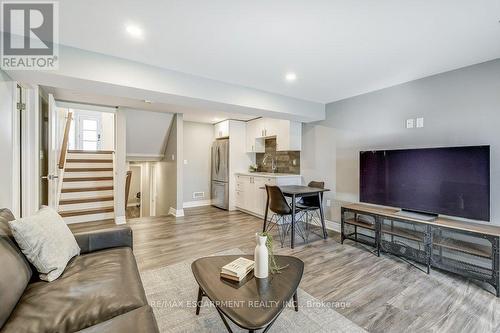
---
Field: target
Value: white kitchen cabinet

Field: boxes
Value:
[245,120,265,153]
[245,118,301,151]
[214,120,229,138]
[253,176,276,216]
[235,173,301,217]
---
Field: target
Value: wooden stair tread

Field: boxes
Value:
[66,159,113,163]
[61,186,113,193]
[59,196,114,205]
[63,177,113,182]
[68,150,114,154]
[65,168,113,172]
[59,207,114,217]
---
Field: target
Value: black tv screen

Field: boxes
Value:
[359,146,490,221]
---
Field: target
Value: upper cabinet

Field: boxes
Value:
[245,118,302,152]
[245,120,265,153]
[214,120,229,138]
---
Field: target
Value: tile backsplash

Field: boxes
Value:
[255,138,300,174]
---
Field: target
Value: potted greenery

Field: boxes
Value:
[258,231,288,274]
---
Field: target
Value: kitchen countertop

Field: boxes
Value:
[235,172,301,178]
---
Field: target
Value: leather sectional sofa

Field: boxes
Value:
[0,208,159,333]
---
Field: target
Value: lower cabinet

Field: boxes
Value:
[235,174,300,217]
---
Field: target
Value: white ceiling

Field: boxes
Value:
[44,86,257,124]
[57,0,500,104]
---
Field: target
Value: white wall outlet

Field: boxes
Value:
[406,118,415,129]
[326,199,331,207]
[416,117,424,128]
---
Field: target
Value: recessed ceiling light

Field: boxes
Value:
[212,117,221,122]
[126,24,143,38]
[285,72,297,82]
[143,99,152,104]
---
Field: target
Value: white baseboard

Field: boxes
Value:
[115,215,127,225]
[183,199,211,208]
[169,207,185,217]
[325,219,341,232]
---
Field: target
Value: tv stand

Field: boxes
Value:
[341,203,500,297]
[395,209,438,221]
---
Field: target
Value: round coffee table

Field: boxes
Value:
[191,255,304,332]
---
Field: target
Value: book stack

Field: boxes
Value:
[220,257,255,282]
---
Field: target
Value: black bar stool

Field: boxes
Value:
[296,181,327,241]
[262,185,306,247]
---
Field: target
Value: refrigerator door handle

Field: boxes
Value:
[216,146,220,174]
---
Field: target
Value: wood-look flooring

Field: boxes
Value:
[69,206,500,333]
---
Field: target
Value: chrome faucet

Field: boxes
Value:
[262,153,277,173]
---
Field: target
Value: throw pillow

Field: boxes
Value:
[8,207,80,282]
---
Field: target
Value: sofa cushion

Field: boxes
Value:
[0,208,32,329]
[8,206,81,281]
[1,247,148,333]
[76,306,159,333]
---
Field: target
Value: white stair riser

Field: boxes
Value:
[62,171,113,178]
[65,162,113,169]
[62,180,113,189]
[67,153,113,160]
[58,201,114,212]
[63,212,115,224]
[60,190,114,200]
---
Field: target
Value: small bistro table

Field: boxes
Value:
[263,185,330,249]
[191,255,304,333]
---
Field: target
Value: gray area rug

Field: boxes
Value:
[140,249,366,333]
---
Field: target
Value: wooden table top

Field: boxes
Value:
[191,255,304,330]
[343,203,500,237]
[279,185,330,196]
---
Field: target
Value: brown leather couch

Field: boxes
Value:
[0,208,159,333]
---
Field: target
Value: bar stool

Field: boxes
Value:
[262,185,306,247]
[296,181,327,241]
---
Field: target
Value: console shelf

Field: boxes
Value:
[381,226,424,242]
[433,239,491,259]
[341,203,500,297]
[344,218,375,230]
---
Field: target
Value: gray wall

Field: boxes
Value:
[183,121,213,203]
[302,59,500,225]
[0,71,15,214]
[156,115,178,215]
[155,114,184,215]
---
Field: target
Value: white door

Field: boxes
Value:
[77,115,102,151]
[46,94,60,209]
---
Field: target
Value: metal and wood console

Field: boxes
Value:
[341,203,500,296]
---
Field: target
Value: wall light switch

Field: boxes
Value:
[406,118,415,129]
[184,159,188,165]
[326,199,331,207]
[416,117,424,128]
[171,154,175,161]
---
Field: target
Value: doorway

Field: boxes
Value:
[127,164,142,219]
[39,95,49,206]
[76,114,102,151]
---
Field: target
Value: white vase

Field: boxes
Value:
[254,233,269,278]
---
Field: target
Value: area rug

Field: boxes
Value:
[140,249,366,333]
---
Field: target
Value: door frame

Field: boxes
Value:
[12,83,40,217]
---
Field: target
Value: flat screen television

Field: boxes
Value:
[359,146,490,221]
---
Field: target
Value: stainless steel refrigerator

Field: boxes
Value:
[211,138,229,209]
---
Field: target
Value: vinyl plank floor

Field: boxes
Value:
[69,206,500,333]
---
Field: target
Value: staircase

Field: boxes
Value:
[58,150,115,224]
